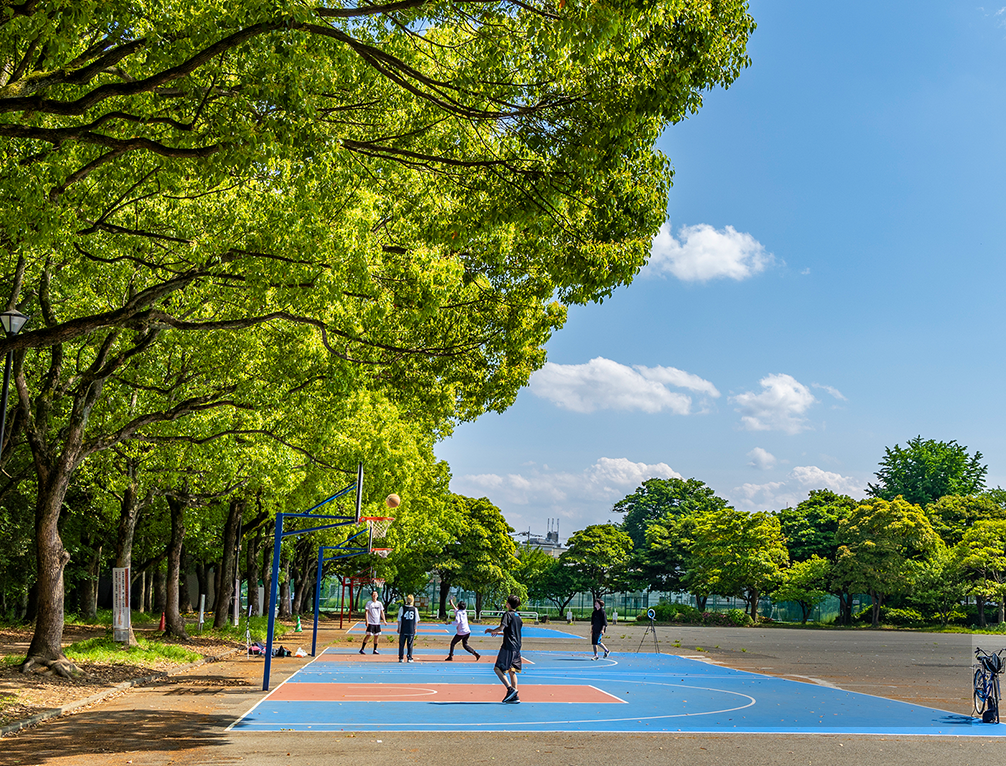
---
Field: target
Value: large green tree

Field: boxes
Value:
[834,497,939,628]
[776,489,859,562]
[685,508,787,621]
[867,436,987,507]
[563,524,633,599]
[0,0,756,673]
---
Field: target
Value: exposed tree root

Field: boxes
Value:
[19,655,85,679]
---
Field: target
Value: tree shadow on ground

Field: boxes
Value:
[2,708,235,764]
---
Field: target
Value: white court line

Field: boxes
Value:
[225,648,330,732]
[231,677,756,731]
[587,684,629,704]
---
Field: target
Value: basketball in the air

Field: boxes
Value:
[386,494,401,508]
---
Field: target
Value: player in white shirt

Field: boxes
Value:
[444,598,480,661]
[359,590,386,655]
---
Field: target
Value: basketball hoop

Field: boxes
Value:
[361,516,394,539]
[371,548,392,559]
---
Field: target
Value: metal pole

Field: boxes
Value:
[0,350,12,460]
[263,514,283,691]
[354,462,363,521]
[312,546,324,656]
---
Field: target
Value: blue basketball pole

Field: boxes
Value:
[263,513,284,691]
[311,545,325,656]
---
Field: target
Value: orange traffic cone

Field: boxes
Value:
[158,612,166,631]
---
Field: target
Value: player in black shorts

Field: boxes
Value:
[590,598,610,659]
[485,594,523,703]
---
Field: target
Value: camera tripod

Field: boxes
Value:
[636,608,660,654]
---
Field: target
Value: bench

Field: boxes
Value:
[478,610,539,624]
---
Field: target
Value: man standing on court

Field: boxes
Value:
[485,594,523,703]
[397,595,419,662]
[359,590,386,655]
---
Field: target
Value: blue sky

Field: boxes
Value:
[435,2,1006,538]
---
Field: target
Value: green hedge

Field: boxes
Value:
[636,603,752,627]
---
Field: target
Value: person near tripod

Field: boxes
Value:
[591,599,610,660]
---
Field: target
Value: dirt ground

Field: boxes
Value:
[0,623,243,728]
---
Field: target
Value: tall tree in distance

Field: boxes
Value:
[867,436,987,507]
[563,524,633,600]
[777,490,859,563]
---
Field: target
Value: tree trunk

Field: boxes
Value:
[837,590,853,626]
[694,594,707,612]
[247,527,262,617]
[115,477,142,645]
[800,603,811,624]
[163,497,189,639]
[153,562,166,615]
[178,545,193,613]
[213,498,244,628]
[438,578,450,620]
[21,469,78,677]
[870,591,882,628]
[746,587,760,621]
[978,595,987,628]
[475,591,483,618]
[80,543,101,621]
[279,559,292,619]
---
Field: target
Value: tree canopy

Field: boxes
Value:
[0,0,757,670]
[867,436,987,507]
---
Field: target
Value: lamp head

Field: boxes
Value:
[0,310,28,337]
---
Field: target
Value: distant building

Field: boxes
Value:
[515,518,567,557]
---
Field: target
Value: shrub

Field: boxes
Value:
[726,608,754,627]
[635,603,752,627]
[882,607,924,627]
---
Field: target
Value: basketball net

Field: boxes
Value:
[362,516,394,540]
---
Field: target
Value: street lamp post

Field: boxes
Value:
[0,309,29,460]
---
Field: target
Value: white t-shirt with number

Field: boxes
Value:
[365,600,384,625]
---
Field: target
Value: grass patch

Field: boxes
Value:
[64,637,201,665]
[1,654,25,666]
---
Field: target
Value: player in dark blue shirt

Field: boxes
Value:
[397,594,420,663]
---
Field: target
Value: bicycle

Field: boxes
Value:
[973,647,1005,723]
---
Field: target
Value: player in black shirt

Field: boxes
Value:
[485,594,523,703]
[590,599,610,660]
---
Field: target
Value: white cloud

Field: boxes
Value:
[529,357,718,414]
[731,374,817,434]
[747,447,777,470]
[645,222,774,282]
[729,465,866,511]
[812,383,847,402]
[453,458,681,531]
[789,465,864,496]
[635,365,721,398]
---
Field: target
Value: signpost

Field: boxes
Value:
[112,567,130,643]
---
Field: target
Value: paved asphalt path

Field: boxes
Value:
[4,622,1004,766]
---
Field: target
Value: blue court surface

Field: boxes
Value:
[343,622,583,639]
[231,649,1004,735]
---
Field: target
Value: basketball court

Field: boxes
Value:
[230,648,1004,736]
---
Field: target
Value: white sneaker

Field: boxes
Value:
[603,649,610,658]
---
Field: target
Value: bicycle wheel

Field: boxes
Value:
[975,667,991,714]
